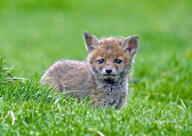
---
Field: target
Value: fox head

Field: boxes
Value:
[83,32,139,82]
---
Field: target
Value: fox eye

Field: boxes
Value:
[115,59,122,64]
[97,59,104,64]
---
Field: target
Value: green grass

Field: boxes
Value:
[0,0,192,135]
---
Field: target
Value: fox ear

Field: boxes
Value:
[83,31,99,52]
[121,35,139,57]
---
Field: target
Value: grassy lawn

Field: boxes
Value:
[0,0,192,135]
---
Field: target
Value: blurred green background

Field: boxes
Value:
[0,0,191,77]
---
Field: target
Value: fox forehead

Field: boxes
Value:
[88,38,130,63]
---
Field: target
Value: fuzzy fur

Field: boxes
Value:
[41,32,139,109]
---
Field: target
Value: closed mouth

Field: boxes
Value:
[103,74,116,77]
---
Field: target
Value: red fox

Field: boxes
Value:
[41,32,139,109]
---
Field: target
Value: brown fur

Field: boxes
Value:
[41,32,139,109]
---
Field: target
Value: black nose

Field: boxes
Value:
[105,68,112,74]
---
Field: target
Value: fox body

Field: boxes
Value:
[41,32,139,109]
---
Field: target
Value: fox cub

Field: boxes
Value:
[41,32,139,109]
